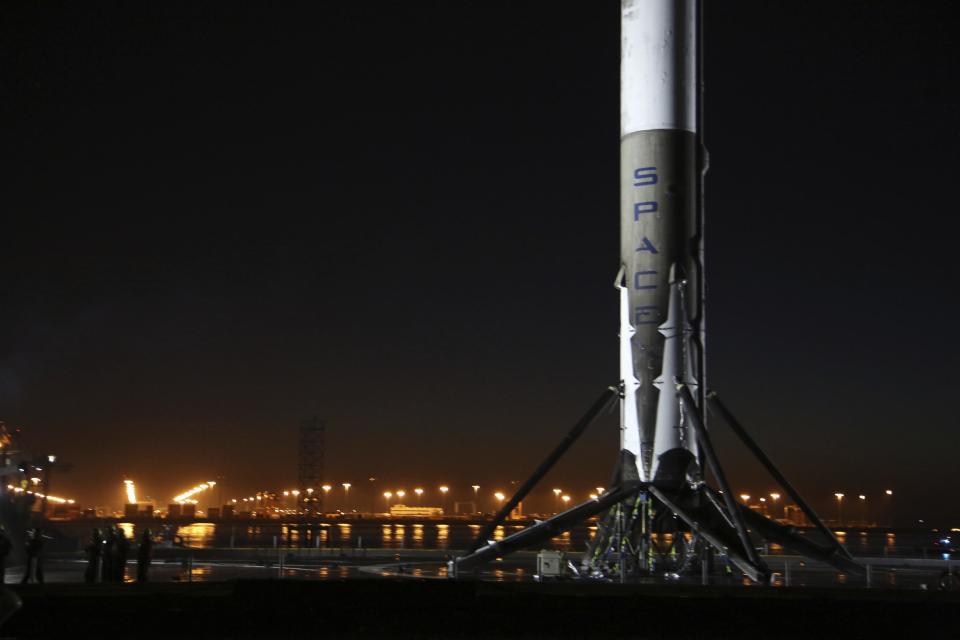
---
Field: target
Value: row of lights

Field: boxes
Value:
[219,484,617,508]
[383,486,449,501]
[173,481,216,504]
[6,484,75,504]
[737,489,893,504]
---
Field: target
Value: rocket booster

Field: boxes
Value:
[619,0,703,484]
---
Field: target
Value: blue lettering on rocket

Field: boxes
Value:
[634,306,659,325]
[633,167,657,186]
[634,270,658,289]
[635,237,659,254]
[633,202,658,219]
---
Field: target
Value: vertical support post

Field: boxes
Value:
[866,564,872,588]
[618,504,627,584]
[640,493,650,572]
[784,560,791,587]
[701,547,709,585]
[299,418,326,515]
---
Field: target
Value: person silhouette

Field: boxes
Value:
[115,527,130,582]
[19,528,45,584]
[84,528,102,583]
[137,529,154,582]
[0,525,12,584]
[101,525,116,582]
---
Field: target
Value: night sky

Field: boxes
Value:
[1,1,957,521]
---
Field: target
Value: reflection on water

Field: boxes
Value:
[118,522,136,539]
[63,522,936,561]
[551,530,572,551]
[177,523,216,548]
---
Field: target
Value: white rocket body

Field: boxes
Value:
[619,0,702,486]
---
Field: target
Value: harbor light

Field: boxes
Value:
[124,479,137,504]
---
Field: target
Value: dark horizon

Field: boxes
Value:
[1,1,958,522]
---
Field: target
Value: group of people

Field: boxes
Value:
[0,524,156,584]
[0,526,51,584]
[85,526,154,583]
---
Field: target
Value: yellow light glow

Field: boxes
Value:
[740,494,750,502]
[552,488,561,497]
[561,495,571,504]
[494,492,505,502]
[22,489,74,504]
[172,481,217,504]
[124,479,137,504]
[770,493,780,501]
[439,486,449,494]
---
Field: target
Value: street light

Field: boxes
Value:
[770,493,781,519]
[342,483,352,511]
[858,494,867,526]
[439,486,449,513]
[494,492,505,511]
[414,488,424,504]
[383,491,393,513]
[472,485,480,513]
[561,495,571,509]
[835,493,845,526]
[553,488,562,514]
[740,494,750,504]
[396,489,406,502]
[322,484,332,511]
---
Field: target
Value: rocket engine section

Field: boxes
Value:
[619,0,703,487]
